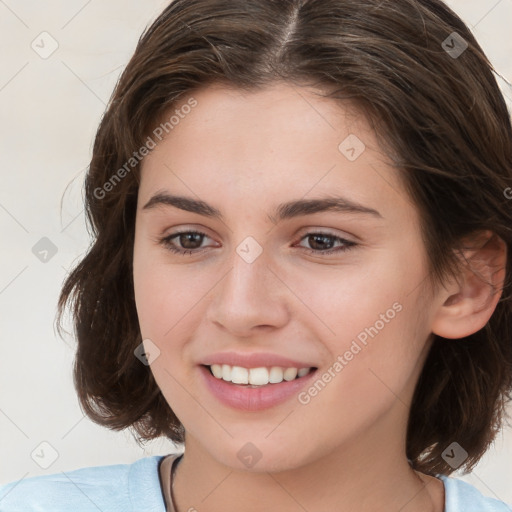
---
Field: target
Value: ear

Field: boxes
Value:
[430,230,508,339]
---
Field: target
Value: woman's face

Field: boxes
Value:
[133,82,441,472]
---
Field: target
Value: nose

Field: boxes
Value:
[205,243,290,337]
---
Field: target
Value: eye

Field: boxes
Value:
[294,231,357,256]
[158,229,214,256]
[158,229,357,257]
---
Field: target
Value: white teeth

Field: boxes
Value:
[221,364,231,381]
[249,367,269,386]
[231,366,249,384]
[283,367,298,381]
[208,364,313,385]
[210,364,223,379]
[297,368,310,377]
[269,366,283,383]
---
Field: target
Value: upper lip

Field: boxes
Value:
[200,352,318,369]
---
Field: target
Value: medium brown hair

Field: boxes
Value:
[56,0,512,476]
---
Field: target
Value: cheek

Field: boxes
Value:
[292,302,427,452]
[133,254,202,417]
[132,252,215,399]
[282,254,410,344]
[288,255,429,404]
[133,243,205,340]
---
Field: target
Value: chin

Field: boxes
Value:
[204,437,312,474]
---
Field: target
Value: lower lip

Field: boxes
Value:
[199,365,318,411]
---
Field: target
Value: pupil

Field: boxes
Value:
[309,234,332,250]
[181,233,202,249]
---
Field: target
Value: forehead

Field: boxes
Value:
[138,82,410,224]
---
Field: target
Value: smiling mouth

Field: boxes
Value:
[202,364,317,387]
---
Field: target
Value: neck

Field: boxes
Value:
[171,414,443,512]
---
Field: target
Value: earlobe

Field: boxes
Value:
[431,231,507,340]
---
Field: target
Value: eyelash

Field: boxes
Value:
[158,229,357,257]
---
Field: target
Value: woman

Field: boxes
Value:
[1,0,511,510]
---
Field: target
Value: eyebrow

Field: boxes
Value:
[142,191,383,222]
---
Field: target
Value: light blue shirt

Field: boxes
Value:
[0,455,511,511]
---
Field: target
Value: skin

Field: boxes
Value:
[132,82,506,512]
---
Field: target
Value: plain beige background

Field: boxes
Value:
[0,0,511,504]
